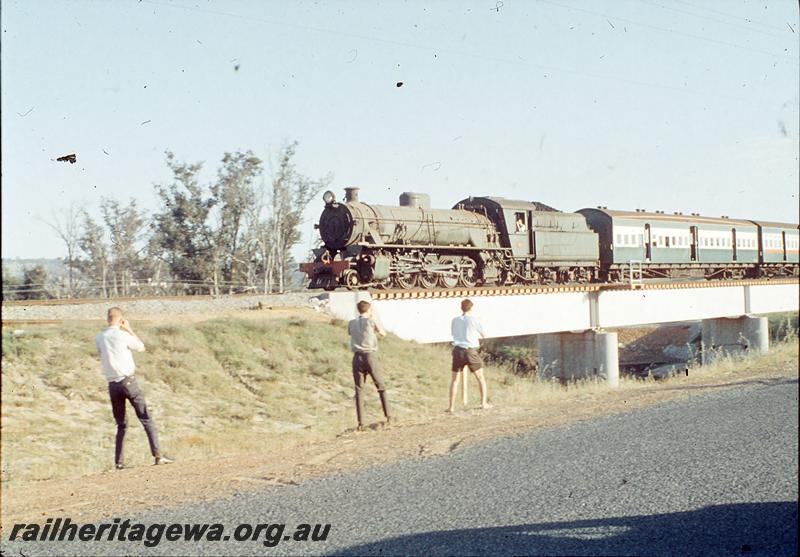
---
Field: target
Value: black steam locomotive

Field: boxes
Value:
[299,188,799,290]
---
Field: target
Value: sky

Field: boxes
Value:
[2,0,798,262]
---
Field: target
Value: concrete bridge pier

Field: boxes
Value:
[537,331,620,388]
[701,316,769,365]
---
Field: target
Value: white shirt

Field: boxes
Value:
[95,326,145,382]
[451,314,484,349]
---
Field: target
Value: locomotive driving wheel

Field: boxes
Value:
[395,273,418,289]
[438,257,459,289]
[418,255,439,289]
[418,273,438,289]
[458,258,479,288]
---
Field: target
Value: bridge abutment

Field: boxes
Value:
[701,316,769,364]
[537,331,620,388]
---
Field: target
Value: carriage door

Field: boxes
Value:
[644,224,652,261]
[690,226,698,261]
[782,231,787,261]
[731,228,737,261]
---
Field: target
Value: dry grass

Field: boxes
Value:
[1,311,797,486]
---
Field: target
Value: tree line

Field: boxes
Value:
[3,143,330,300]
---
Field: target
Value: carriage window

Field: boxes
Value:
[624,234,630,245]
[638,234,644,246]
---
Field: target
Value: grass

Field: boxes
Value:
[1,312,797,485]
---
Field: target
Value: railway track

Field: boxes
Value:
[369,278,799,300]
[3,278,796,306]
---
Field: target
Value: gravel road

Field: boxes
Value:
[3,377,797,556]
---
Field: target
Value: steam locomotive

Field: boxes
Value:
[299,188,799,290]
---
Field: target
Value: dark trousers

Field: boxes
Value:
[108,376,160,465]
[352,352,390,426]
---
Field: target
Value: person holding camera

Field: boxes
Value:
[348,300,392,430]
[95,307,172,469]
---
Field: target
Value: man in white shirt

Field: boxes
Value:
[96,307,172,469]
[448,299,492,412]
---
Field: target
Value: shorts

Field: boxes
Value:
[451,347,484,372]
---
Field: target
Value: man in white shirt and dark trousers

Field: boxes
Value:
[96,307,172,469]
[448,299,492,412]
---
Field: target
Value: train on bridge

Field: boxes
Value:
[299,188,799,290]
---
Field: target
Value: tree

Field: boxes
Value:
[101,198,147,297]
[77,212,110,298]
[41,203,82,298]
[210,150,262,293]
[1,265,24,301]
[151,151,216,294]
[21,265,50,300]
[265,142,331,292]
[150,144,330,295]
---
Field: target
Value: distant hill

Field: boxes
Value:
[2,258,66,278]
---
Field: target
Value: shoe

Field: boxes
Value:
[115,463,125,470]
[154,455,174,465]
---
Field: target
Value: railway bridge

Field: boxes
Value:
[326,279,799,386]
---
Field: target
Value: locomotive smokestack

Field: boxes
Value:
[344,187,360,203]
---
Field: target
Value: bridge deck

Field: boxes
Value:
[328,279,799,344]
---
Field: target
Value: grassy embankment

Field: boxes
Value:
[1,311,797,485]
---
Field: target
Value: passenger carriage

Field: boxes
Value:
[577,208,760,280]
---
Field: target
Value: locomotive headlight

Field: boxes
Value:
[323,190,336,205]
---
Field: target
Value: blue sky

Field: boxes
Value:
[2,0,798,261]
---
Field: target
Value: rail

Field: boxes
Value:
[2,278,796,307]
